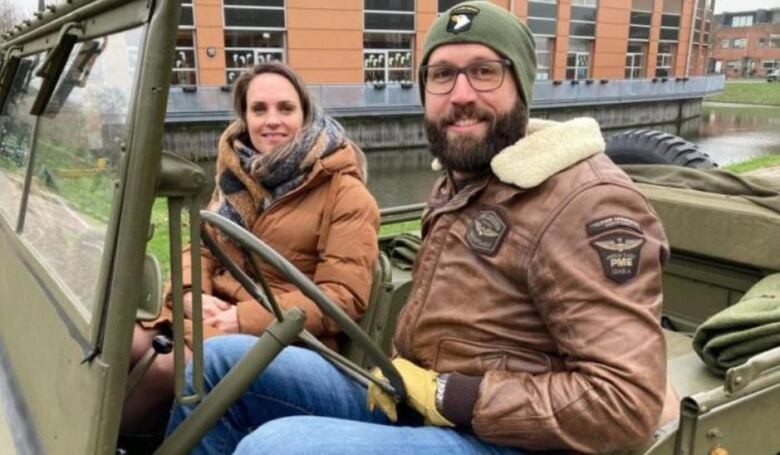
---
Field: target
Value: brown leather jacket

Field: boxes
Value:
[393,118,676,453]
[145,141,379,349]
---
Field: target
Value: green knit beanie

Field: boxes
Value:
[419,1,536,107]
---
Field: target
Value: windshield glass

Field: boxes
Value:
[10,27,142,319]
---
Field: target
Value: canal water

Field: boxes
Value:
[365,102,780,208]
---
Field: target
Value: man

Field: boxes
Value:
[167,2,677,453]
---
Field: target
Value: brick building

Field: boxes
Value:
[710,8,780,79]
[172,0,714,87]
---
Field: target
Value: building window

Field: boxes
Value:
[758,37,767,47]
[770,35,780,48]
[629,10,651,41]
[731,15,753,27]
[660,14,680,42]
[534,36,554,80]
[720,39,730,48]
[725,60,739,74]
[625,42,645,79]
[566,38,592,80]
[655,42,675,77]
[437,0,468,12]
[570,3,597,38]
[528,1,558,36]
[363,33,413,85]
[732,38,747,49]
[762,60,777,70]
[364,1,414,85]
[529,0,557,80]
[223,0,285,84]
[365,0,414,32]
[571,0,597,6]
[172,2,197,86]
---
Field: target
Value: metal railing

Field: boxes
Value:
[165,74,725,123]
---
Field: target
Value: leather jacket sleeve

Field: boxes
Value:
[470,183,669,453]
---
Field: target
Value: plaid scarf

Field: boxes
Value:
[209,106,346,231]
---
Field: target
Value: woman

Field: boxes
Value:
[123,62,380,432]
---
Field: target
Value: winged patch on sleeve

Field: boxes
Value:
[590,232,645,283]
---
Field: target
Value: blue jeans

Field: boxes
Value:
[167,335,525,455]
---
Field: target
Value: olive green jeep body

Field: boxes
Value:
[1,1,779,454]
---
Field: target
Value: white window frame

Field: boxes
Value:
[534,36,554,81]
[363,48,414,85]
[566,52,591,80]
[625,43,645,79]
[732,15,753,27]
[732,38,747,49]
[223,2,286,83]
[172,2,197,86]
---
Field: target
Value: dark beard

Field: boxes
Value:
[424,99,528,173]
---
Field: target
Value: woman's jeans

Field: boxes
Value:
[167,334,525,455]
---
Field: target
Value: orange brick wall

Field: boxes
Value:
[287,0,363,83]
[593,0,630,79]
[193,0,225,85]
[191,0,707,86]
[675,0,695,77]
[552,0,572,81]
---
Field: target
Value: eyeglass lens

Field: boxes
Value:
[423,60,507,94]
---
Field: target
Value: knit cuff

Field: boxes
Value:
[440,372,482,427]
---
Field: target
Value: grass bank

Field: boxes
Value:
[706,81,780,106]
[723,154,780,174]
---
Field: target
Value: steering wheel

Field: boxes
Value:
[199,210,406,401]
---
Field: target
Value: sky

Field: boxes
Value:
[714,0,780,13]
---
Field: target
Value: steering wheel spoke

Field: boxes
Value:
[199,211,406,402]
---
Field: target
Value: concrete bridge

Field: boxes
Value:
[164,75,725,160]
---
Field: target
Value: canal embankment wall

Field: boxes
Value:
[164,75,724,161]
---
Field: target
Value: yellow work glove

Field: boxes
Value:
[366,358,455,427]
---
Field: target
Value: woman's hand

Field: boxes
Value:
[183,292,231,320]
[204,306,239,334]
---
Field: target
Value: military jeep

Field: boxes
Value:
[1,1,779,454]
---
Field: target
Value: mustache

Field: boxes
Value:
[438,104,495,126]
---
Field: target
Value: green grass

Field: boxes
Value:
[379,220,421,236]
[706,81,780,106]
[147,199,191,278]
[724,154,780,174]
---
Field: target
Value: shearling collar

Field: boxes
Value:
[431,117,605,189]
[491,117,604,189]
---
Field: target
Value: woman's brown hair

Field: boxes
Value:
[230,61,315,139]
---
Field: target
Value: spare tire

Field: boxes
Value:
[605,129,718,169]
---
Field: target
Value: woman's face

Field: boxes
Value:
[245,73,305,154]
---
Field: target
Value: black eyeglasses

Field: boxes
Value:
[419,59,511,95]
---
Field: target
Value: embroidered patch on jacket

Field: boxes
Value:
[466,209,507,256]
[590,233,645,283]
[585,216,642,237]
[447,5,480,34]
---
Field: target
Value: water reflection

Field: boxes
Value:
[365,147,439,208]
[365,103,780,207]
[688,103,780,166]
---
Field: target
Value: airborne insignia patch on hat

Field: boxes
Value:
[466,209,507,256]
[447,5,480,34]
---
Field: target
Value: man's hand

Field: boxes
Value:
[204,306,239,334]
[183,292,231,319]
[366,358,454,427]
